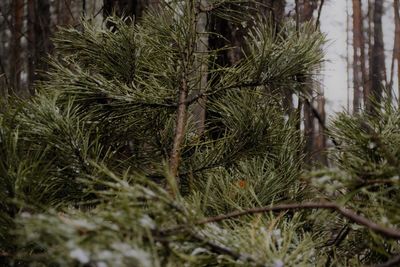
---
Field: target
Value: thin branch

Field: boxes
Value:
[315,0,325,30]
[195,202,400,240]
[64,0,76,24]
[304,98,339,147]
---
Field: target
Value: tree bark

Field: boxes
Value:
[192,0,209,136]
[299,0,318,164]
[10,0,23,94]
[352,0,367,114]
[27,0,36,93]
[390,0,400,101]
[0,0,10,98]
[34,0,52,79]
[368,0,386,112]
[168,1,196,192]
[169,77,189,185]
[316,94,327,165]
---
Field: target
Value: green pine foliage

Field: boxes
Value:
[1,1,399,266]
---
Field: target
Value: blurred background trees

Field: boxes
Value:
[0,0,330,166]
[0,0,399,164]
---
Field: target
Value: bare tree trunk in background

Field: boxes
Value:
[193,0,209,136]
[390,0,400,101]
[316,94,327,165]
[299,0,318,165]
[10,0,23,94]
[365,0,373,108]
[34,0,51,82]
[346,0,351,112]
[27,0,36,93]
[368,0,386,112]
[82,0,86,17]
[352,0,367,114]
[0,0,10,98]
[57,0,74,26]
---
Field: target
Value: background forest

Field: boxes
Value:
[1,0,400,266]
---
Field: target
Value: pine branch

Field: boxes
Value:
[193,202,400,240]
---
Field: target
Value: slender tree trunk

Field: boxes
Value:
[346,0,351,112]
[58,0,73,26]
[316,93,327,165]
[365,0,373,108]
[352,0,367,114]
[0,0,10,98]
[192,0,209,136]
[391,0,400,101]
[169,77,189,185]
[34,0,51,79]
[368,0,386,112]
[10,0,24,94]
[168,1,196,192]
[27,0,36,93]
[300,0,318,164]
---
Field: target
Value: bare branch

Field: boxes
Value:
[315,0,325,30]
[196,202,400,240]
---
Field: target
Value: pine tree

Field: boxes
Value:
[3,1,375,266]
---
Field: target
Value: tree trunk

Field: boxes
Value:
[168,1,196,193]
[10,0,24,94]
[368,0,386,112]
[346,0,351,112]
[57,0,73,26]
[299,0,318,164]
[315,94,327,165]
[0,0,10,98]
[27,0,36,93]
[169,77,189,188]
[192,0,209,136]
[34,0,52,79]
[352,0,367,114]
[391,0,400,101]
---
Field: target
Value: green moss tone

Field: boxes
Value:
[2,1,400,266]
